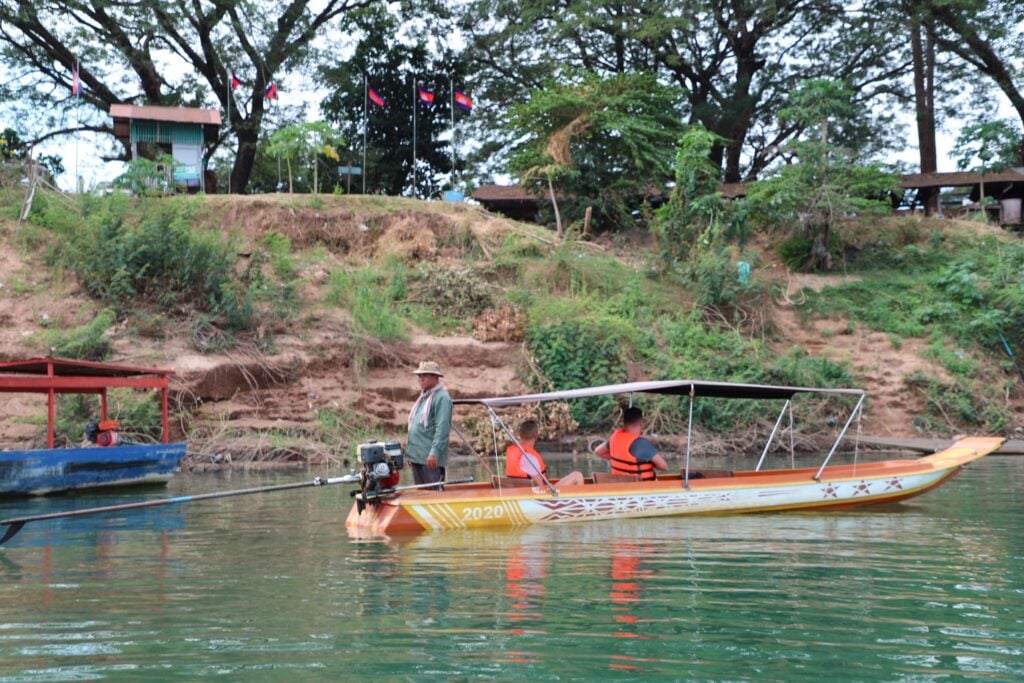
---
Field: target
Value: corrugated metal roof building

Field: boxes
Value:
[109,104,222,193]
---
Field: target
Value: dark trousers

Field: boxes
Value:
[411,463,445,488]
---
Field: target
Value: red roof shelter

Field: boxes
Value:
[0,357,174,448]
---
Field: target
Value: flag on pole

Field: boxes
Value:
[417,86,435,107]
[71,67,81,96]
[368,86,385,108]
[454,90,473,112]
[231,73,241,91]
[265,81,278,100]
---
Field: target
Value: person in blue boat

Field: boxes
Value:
[406,360,453,488]
[594,406,669,480]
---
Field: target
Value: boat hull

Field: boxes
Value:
[346,437,1004,535]
[0,443,187,496]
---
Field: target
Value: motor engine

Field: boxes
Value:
[85,420,121,447]
[355,440,404,501]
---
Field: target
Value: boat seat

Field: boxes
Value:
[685,468,734,479]
[591,472,639,483]
[492,475,532,488]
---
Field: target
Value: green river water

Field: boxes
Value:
[0,455,1021,681]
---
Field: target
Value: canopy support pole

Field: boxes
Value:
[789,403,795,468]
[755,400,790,471]
[161,386,169,443]
[814,394,866,481]
[684,385,695,489]
[451,421,495,478]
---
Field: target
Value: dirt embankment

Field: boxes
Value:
[0,196,534,463]
[0,196,1018,465]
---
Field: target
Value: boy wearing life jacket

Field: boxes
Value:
[594,406,669,480]
[506,420,584,491]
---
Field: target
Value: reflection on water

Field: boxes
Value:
[0,458,1022,680]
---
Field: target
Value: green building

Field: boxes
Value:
[110,104,221,192]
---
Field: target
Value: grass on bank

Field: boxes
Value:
[13,188,1021,439]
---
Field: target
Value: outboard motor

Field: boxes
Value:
[355,440,404,506]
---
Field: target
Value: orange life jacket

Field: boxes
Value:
[608,429,656,480]
[505,443,547,479]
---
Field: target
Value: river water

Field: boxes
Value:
[0,455,1021,681]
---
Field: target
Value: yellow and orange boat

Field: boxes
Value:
[345,380,1004,536]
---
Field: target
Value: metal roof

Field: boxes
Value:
[453,380,864,407]
[108,104,222,126]
[0,357,173,379]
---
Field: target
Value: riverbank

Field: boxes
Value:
[1,191,1021,465]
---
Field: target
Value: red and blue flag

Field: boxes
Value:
[454,90,473,112]
[265,81,278,100]
[71,67,80,96]
[231,73,241,91]
[368,86,385,108]
[418,86,434,106]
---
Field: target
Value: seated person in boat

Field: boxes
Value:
[594,407,668,480]
[506,420,585,491]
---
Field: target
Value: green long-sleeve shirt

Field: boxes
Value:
[406,386,453,467]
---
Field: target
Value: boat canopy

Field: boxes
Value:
[453,380,864,407]
[0,356,175,447]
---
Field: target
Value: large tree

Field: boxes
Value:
[0,0,372,192]
[507,72,685,233]
[920,0,1024,164]
[459,0,910,183]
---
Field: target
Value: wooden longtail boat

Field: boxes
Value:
[346,380,1003,535]
[0,357,186,496]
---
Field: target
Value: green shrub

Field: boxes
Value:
[47,198,249,326]
[326,266,406,341]
[44,308,116,360]
[907,371,1008,435]
[525,319,627,428]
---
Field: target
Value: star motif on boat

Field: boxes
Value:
[883,478,903,491]
[821,484,839,498]
[852,481,871,496]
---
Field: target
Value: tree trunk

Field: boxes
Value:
[230,126,259,194]
[286,157,293,194]
[911,11,939,215]
[547,174,563,238]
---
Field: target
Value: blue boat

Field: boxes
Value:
[0,357,186,496]
[0,442,186,496]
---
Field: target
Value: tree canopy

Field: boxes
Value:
[0,0,1021,195]
[0,0,371,191]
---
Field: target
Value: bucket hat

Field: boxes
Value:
[412,360,444,376]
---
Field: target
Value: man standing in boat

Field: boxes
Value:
[407,361,453,488]
[594,406,669,480]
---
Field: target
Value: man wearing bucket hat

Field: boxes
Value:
[406,360,453,487]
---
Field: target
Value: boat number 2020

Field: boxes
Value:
[461,505,505,522]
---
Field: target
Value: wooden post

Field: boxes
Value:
[161,386,169,443]
[583,206,592,236]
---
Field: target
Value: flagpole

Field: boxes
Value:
[75,57,80,193]
[225,72,231,193]
[366,72,370,194]
[449,75,456,192]
[412,76,417,199]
